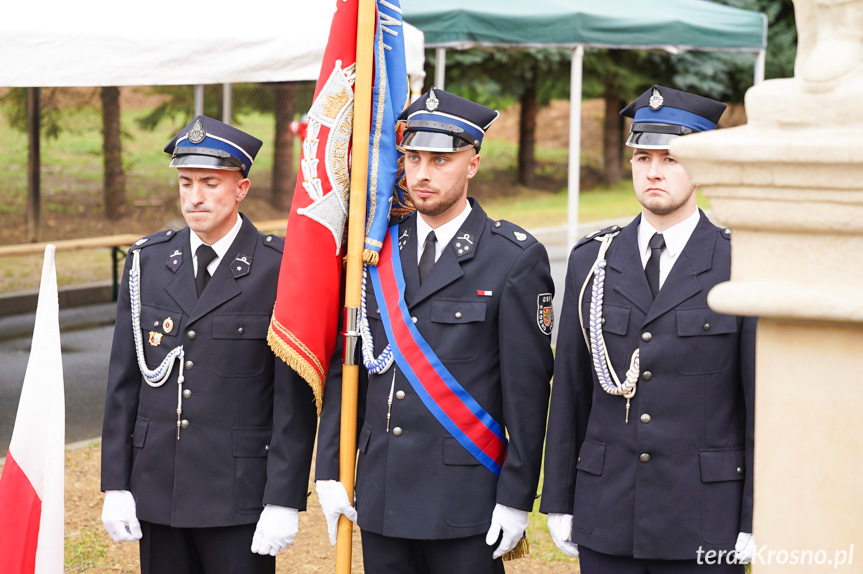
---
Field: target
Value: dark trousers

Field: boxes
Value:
[139,520,274,574]
[361,530,506,574]
[579,545,745,574]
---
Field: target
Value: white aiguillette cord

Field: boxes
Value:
[130,249,186,439]
[577,233,640,423]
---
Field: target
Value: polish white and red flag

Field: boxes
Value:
[0,245,65,574]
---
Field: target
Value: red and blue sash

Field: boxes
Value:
[369,225,507,475]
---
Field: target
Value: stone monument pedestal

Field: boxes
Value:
[672,58,863,572]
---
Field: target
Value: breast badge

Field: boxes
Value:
[148,331,163,347]
[162,317,174,334]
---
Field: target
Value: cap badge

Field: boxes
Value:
[188,119,206,144]
[425,88,440,112]
[648,88,664,111]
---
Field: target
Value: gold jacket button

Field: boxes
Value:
[396,390,406,400]
[392,427,403,437]
[185,360,194,370]
[703,323,711,332]
[180,420,190,429]
[182,389,192,399]
[642,371,652,381]
[639,453,650,463]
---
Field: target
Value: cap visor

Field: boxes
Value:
[399,131,475,152]
[169,155,243,171]
[625,131,679,149]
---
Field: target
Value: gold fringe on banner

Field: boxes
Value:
[268,317,325,416]
[502,536,530,562]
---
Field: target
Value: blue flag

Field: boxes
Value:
[363,0,409,265]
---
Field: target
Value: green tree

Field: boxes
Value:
[440,48,571,187]
[101,87,127,218]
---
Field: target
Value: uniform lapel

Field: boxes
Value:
[409,201,485,308]
[607,217,653,316]
[186,216,257,326]
[165,228,198,317]
[400,215,421,306]
[642,212,715,326]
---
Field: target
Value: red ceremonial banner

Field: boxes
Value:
[269,0,360,413]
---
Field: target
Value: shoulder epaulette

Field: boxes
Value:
[130,229,177,250]
[719,226,732,240]
[489,219,536,250]
[575,224,622,249]
[259,232,285,253]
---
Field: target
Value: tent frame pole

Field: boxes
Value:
[567,46,584,251]
[435,48,446,89]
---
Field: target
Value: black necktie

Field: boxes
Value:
[418,231,437,285]
[645,232,665,298]
[195,244,217,297]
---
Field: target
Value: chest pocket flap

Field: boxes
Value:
[581,303,630,336]
[214,313,270,339]
[140,305,181,339]
[430,300,486,324]
[676,308,737,337]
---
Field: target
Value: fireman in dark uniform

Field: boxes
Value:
[100,116,317,574]
[315,88,555,573]
[541,86,756,573]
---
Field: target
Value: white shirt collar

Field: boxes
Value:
[638,208,701,262]
[189,214,243,275]
[416,201,472,262]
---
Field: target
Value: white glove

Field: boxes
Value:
[735,532,755,564]
[315,480,357,546]
[485,503,529,559]
[101,490,143,542]
[250,504,299,556]
[547,513,580,557]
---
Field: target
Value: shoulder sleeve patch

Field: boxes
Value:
[261,233,285,253]
[489,219,536,249]
[575,224,621,249]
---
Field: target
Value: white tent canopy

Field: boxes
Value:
[0,0,426,86]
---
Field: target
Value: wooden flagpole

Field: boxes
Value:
[337,0,376,571]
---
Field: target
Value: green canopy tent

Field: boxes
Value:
[400,0,768,248]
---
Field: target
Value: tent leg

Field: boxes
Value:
[435,48,446,89]
[222,83,233,124]
[194,85,205,117]
[567,46,584,251]
[754,49,766,85]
